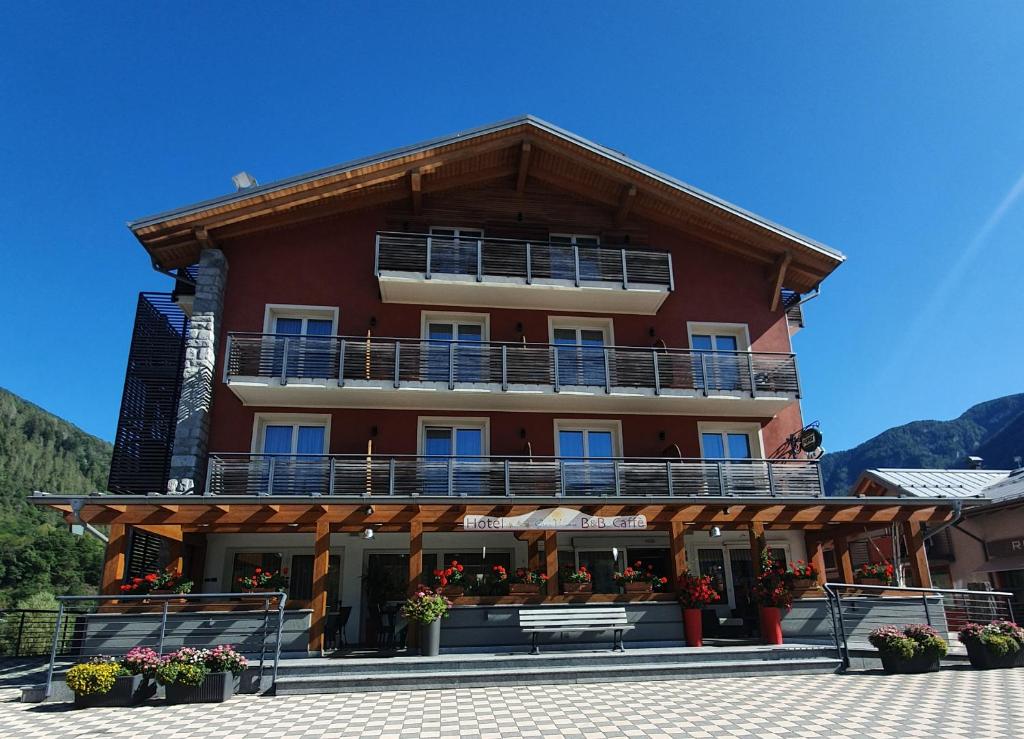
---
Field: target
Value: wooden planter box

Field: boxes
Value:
[440,586,464,597]
[165,671,236,704]
[509,583,540,595]
[879,651,941,674]
[964,640,1024,669]
[856,578,887,587]
[74,674,154,708]
[623,582,651,593]
[791,578,821,598]
[561,582,593,594]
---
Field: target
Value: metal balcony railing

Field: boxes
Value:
[205,454,824,498]
[225,334,800,398]
[374,231,674,289]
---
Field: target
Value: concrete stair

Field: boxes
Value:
[272,645,841,695]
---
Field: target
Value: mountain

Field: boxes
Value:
[0,388,110,607]
[821,393,1024,496]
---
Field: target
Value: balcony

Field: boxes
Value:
[205,454,824,499]
[224,334,800,416]
[374,232,673,314]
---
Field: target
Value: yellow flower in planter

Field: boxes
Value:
[66,662,123,696]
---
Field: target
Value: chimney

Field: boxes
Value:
[232,171,259,190]
[966,456,984,470]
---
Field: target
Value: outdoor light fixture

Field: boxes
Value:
[710,526,722,538]
[361,528,375,540]
[611,546,619,562]
[363,505,375,516]
[482,546,487,559]
[288,523,299,528]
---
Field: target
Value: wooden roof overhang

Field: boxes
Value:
[33,494,966,535]
[129,116,844,294]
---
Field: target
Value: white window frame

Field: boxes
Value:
[697,422,764,459]
[549,233,601,245]
[223,547,343,605]
[420,311,490,342]
[251,413,332,455]
[547,316,615,346]
[553,419,623,458]
[428,226,484,239]
[263,304,339,335]
[686,322,751,352]
[416,416,490,456]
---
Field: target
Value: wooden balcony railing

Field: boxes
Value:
[205,454,824,498]
[225,334,801,398]
[374,231,674,289]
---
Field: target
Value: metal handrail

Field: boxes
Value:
[205,453,823,499]
[225,333,800,397]
[375,230,674,289]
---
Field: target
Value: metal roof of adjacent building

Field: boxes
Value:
[856,468,1012,498]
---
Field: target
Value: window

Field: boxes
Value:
[555,421,620,496]
[577,550,619,594]
[290,554,341,604]
[437,551,512,591]
[253,415,330,495]
[422,314,487,383]
[263,305,338,379]
[698,424,761,459]
[687,323,750,392]
[697,548,727,599]
[231,552,283,590]
[429,227,483,275]
[549,233,600,280]
[552,325,609,387]
[627,547,672,583]
[419,419,488,495]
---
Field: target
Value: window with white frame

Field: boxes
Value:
[421,312,488,383]
[429,227,483,275]
[549,233,601,280]
[550,318,612,387]
[687,322,750,392]
[418,418,488,496]
[698,423,761,460]
[263,306,338,378]
[555,420,620,496]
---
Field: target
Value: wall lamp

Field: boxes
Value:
[710,526,722,538]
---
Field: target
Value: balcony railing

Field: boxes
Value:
[225,334,800,398]
[205,454,824,498]
[375,231,674,289]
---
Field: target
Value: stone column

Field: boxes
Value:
[167,248,228,494]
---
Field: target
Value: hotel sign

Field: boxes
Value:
[463,507,647,531]
[986,536,1024,559]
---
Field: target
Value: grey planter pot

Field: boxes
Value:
[964,639,1024,669]
[74,674,155,708]
[880,651,941,674]
[420,620,441,657]
[165,671,237,704]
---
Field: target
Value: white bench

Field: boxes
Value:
[519,607,634,654]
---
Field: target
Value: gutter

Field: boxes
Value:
[922,499,963,542]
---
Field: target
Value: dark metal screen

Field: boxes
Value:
[125,529,166,579]
[107,292,189,494]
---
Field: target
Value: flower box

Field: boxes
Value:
[790,578,820,598]
[879,651,940,674]
[509,583,541,595]
[164,671,236,704]
[561,582,592,594]
[624,582,651,593]
[963,640,1024,670]
[440,586,464,597]
[856,578,886,587]
[73,674,154,708]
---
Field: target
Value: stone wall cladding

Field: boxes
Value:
[167,248,227,494]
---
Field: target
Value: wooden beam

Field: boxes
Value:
[193,225,215,250]
[614,184,637,227]
[308,518,331,654]
[833,534,855,584]
[516,141,532,193]
[167,538,184,576]
[668,522,688,586]
[100,524,128,595]
[769,251,792,311]
[748,522,767,564]
[133,524,184,541]
[409,171,422,215]
[544,530,559,596]
[527,535,540,571]
[408,522,424,594]
[903,520,932,588]
[809,539,827,586]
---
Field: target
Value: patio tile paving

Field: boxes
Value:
[1,668,1022,737]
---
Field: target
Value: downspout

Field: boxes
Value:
[792,287,820,309]
[922,499,963,541]
[67,497,110,544]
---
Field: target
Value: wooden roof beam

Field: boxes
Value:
[614,185,637,227]
[768,250,792,311]
[516,141,532,194]
[409,171,422,215]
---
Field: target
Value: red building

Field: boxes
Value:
[33,116,958,653]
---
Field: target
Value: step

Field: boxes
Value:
[273,657,842,694]
[274,645,837,677]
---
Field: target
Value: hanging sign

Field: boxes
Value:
[463,507,647,531]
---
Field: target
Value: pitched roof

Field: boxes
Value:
[127,115,845,290]
[855,468,1011,499]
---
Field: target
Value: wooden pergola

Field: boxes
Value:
[33,494,965,654]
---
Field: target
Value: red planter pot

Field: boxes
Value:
[759,606,784,645]
[683,608,703,647]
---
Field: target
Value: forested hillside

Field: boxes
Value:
[0,388,111,607]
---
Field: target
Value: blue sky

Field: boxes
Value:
[1,3,1022,452]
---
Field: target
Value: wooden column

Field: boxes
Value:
[669,522,689,587]
[166,538,184,576]
[833,535,855,584]
[748,522,767,564]
[407,522,424,650]
[308,519,331,654]
[809,539,827,586]
[903,520,933,589]
[544,530,559,596]
[100,524,128,595]
[527,535,540,571]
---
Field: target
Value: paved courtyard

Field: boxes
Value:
[1,668,1023,738]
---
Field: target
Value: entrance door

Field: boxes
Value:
[361,552,409,647]
[726,547,787,622]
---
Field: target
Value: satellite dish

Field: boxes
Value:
[800,427,823,453]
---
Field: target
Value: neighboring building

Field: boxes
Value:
[31,116,966,653]
[853,467,1024,610]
